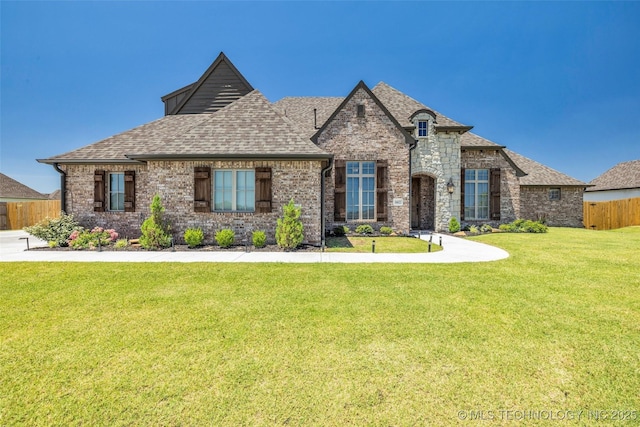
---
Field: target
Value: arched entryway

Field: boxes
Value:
[411,174,436,230]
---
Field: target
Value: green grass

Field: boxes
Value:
[1,227,639,425]
[325,236,442,253]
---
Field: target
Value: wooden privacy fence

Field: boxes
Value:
[583,197,640,230]
[0,200,61,230]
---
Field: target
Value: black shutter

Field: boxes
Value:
[255,167,272,213]
[94,170,105,212]
[376,160,388,221]
[124,170,135,212]
[194,167,211,212]
[490,168,501,220]
[460,169,465,221]
[334,160,346,222]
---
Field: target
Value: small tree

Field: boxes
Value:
[448,217,461,233]
[140,194,172,250]
[276,199,304,250]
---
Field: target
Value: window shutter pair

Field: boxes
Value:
[333,160,388,222]
[193,167,272,213]
[94,170,135,212]
[460,169,465,221]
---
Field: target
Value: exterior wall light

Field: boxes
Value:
[447,178,455,194]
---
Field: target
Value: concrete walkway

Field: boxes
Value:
[0,230,508,263]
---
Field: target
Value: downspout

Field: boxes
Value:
[52,163,67,213]
[408,140,418,231]
[320,157,334,251]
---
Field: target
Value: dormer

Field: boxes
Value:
[409,109,437,139]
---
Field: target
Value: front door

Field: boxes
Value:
[411,177,420,229]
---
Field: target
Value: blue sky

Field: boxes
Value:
[2,1,639,193]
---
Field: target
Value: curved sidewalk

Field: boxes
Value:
[0,230,508,263]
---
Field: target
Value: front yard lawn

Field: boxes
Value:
[1,227,638,425]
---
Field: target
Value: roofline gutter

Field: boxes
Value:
[125,153,332,161]
[320,156,334,251]
[52,162,67,213]
[521,184,593,188]
[37,159,143,165]
[435,125,473,133]
[461,145,507,150]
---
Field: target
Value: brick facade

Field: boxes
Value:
[316,87,411,234]
[519,186,585,227]
[62,160,324,245]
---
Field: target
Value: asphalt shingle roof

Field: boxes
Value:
[372,82,467,129]
[0,173,47,199]
[586,159,640,192]
[273,97,343,139]
[41,91,329,163]
[460,132,503,148]
[504,149,587,186]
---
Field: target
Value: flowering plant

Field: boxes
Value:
[69,227,119,250]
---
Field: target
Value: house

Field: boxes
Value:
[584,160,640,202]
[0,173,47,202]
[38,52,588,245]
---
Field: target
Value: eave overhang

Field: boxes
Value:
[124,153,333,161]
[435,125,473,133]
[37,158,143,165]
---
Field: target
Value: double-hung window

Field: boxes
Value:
[346,161,375,221]
[108,172,125,212]
[464,169,489,220]
[214,170,255,212]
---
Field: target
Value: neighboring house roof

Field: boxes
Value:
[48,189,61,200]
[0,173,47,199]
[586,159,640,192]
[39,90,330,164]
[504,149,588,186]
[372,82,470,131]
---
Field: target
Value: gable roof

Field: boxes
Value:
[39,90,329,164]
[310,81,415,146]
[163,52,254,115]
[586,159,640,192]
[273,97,343,139]
[372,82,471,132]
[0,173,47,199]
[503,149,588,187]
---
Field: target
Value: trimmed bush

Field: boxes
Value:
[276,199,304,250]
[380,226,393,235]
[448,217,461,233]
[215,229,235,248]
[140,195,172,250]
[499,219,548,233]
[114,238,129,250]
[24,212,82,247]
[184,228,204,248]
[252,230,267,248]
[355,224,374,235]
[333,226,347,237]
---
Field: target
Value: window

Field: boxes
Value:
[108,172,125,212]
[418,120,428,137]
[346,161,375,220]
[214,170,255,211]
[549,188,561,201]
[464,169,489,220]
[357,104,365,117]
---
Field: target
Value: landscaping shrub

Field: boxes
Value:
[380,226,393,235]
[215,229,235,248]
[252,230,267,248]
[24,212,82,247]
[276,199,304,250]
[114,238,129,250]
[469,225,479,235]
[355,224,374,235]
[140,195,172,250]
[448,217,461,233]
[333,226,347,237]
[499,219,548,233]
[69,227,118,250]
[481,224,494,233]
[184,228,204,248]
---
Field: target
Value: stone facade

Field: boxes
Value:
[519,186,584,227]
[62,160,324,245]
[317,87,411,234]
